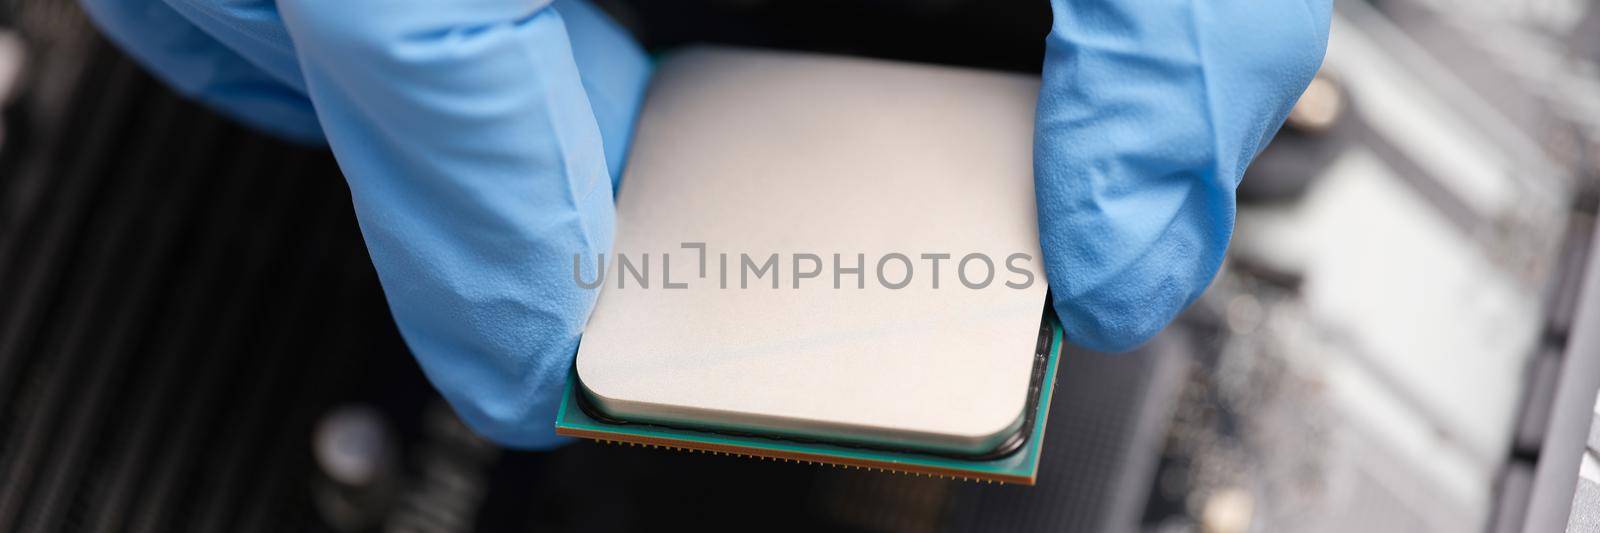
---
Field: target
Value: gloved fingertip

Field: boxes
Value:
[1053,296,1168,354]
[435,372,576,450]
[1045,230,1220,354]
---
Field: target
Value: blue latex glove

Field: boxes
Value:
[79,0,1330,447]
[78,0,650,448]
[1036,0,1331,351]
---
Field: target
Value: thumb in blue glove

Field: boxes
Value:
[1035,0,1332,352]
[78,0,650,448]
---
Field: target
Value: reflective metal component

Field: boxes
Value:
[577,47,1049,455]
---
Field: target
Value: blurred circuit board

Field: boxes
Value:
[1139,1,1600,531]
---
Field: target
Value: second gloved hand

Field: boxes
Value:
[1034,0,1333,352]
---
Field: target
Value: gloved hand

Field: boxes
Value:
[79,0,1330,448]
[78,0,650,448]
[1035,0,1331,351]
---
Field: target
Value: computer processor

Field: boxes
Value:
[557,47,1059,484]
[556,313,1061,484]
